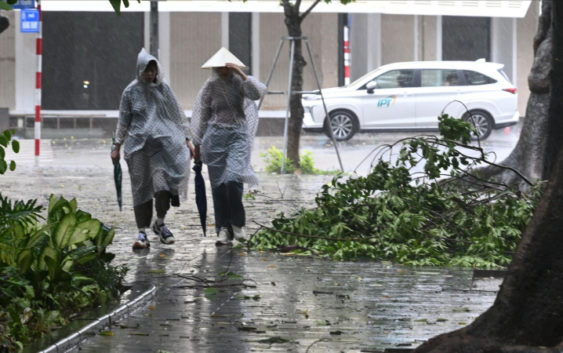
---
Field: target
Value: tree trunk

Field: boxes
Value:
[478,0,552,189]
[282,1,306,169]
[413,2,563,352]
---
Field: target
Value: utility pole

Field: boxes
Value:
[150,0,158,58]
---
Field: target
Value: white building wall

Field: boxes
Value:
[349,13,381,82]
[4,6,539,116]
[491,17,516,83]
[0,11,15,110]
[14,11,36,115]
[381,15,415,65]
[517,0,540,116]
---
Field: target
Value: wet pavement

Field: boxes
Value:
[0,130,515,353]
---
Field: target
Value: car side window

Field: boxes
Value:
[372,69,416,89]
[462,70,497,85]
[421,69,460,87]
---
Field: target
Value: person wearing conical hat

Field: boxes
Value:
[111,48,195,249]
[191,47,266,246]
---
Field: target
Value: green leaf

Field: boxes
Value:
[17,249,33,273]
[68,219,101,246]
[53,213,77,248]
[109,0,122,14]
[11,139,20,153]
[9,160,16,171]
[205,287,218,299]
[99,227,115,248]
[0,2,13,10]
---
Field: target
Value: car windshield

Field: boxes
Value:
[348,68,384,88]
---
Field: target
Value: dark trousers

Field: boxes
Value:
[212,181,245,235]
[134,191,172,229]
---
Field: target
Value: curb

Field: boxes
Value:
[38,286,157,353]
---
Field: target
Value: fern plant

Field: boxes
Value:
[0,194,43,266]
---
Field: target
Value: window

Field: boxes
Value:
[229,13,252,74]
[462,70,496,85]
[442,16,491,61]
[421,69,460,87]
[43,12,144,109]
[371,69,416,89]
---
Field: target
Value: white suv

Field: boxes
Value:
[302,60,519,141]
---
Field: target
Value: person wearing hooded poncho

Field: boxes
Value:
[111,48,194,249]
[191,48,266,246]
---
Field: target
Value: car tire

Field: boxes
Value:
[324,110,359,141]
[463,110,493,140]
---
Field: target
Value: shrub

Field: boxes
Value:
[0,193,127,348]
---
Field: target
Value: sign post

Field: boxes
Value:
[9,0,35,9]
[20,8,39,33]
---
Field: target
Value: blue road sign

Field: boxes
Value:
[10,0,35,9]
[21,8,39,33]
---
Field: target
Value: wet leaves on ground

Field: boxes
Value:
[256,336,290,344]
[204,287,218,299]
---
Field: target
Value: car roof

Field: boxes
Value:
[349,60,506,89]
[378,60,504,70]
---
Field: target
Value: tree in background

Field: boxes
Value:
[278,0,352,169]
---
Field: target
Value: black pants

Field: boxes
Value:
[212,181,245,235]
[133,190,173,229]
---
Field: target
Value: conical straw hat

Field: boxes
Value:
[201,47,246,69]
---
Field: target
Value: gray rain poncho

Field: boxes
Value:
[191,70,266,188]
[115,49,191,206]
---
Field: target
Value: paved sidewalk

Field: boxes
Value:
[1,138,502,353]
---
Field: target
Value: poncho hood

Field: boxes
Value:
[136,48,163,84]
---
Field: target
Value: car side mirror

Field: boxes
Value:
[366,81,377,94]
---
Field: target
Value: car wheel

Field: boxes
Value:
[463,110,493,140]
[324,110,359,141]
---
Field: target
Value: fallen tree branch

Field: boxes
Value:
[252,221,372,243]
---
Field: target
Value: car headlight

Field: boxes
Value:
[302,93,321,101]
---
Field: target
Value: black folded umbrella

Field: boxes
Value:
[192,160,207,236]
[112,140,123,211]
[113,158,123,211]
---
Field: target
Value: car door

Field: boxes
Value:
[360,69,417,129]
[415,69,462,128]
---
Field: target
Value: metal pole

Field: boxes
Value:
[281,38,295,173]
[343,21,351,86]
[304,39,344,172]
[257,39,285,110]
[150,0,158,58]
[34,0,42,157]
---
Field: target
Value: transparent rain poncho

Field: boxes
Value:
[115,49,191,206]
[191,70,266,188]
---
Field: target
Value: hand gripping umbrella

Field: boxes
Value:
[111,140,123,211]
[192,160,207,236]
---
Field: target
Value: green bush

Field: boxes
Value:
[249,115,542,268]
[0,193,127,349]
[260,146,337,175]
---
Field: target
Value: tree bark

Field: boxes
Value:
[413,2,563,352]
[282,0,306,168]
[477,0,552,190]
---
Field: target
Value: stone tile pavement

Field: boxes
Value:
[1,138,502,353]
